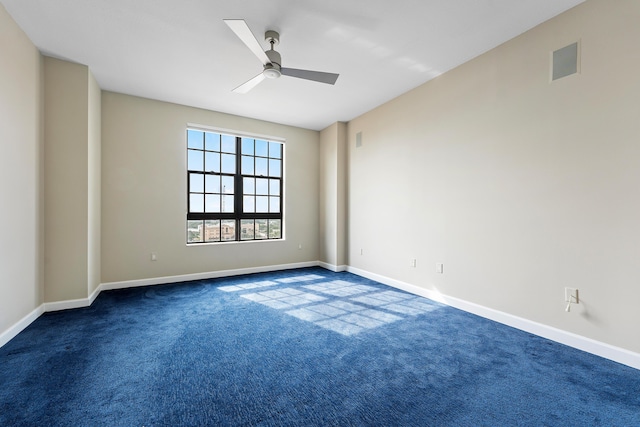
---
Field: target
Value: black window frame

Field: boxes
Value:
[186,128,284,244]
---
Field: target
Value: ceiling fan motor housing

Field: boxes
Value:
[264,49,282,79]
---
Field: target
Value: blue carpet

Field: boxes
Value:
[1,267,639,426]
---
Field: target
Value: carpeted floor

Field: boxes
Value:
[1,267,639,426]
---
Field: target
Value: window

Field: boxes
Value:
[186,128,283,244]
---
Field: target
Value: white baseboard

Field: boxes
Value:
[43,284,108,312]
[318,261,347,272]
[100,261,319,291]
[4,261,639,372]
[0,304,45,348]
[1,261,320,349]
[347,266,640,371]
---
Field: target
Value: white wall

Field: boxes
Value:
[101,92,320,283]
[0,4,43,335]
[347,0,640,354]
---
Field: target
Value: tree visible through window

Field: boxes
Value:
[186,128,283,243]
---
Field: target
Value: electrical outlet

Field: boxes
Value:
[410,259,417,268]
[360,248,364,256]
[151,252,157,261]
[298,244,302,250]
[436,263,444,274]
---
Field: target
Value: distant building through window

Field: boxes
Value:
[186,128,283,243]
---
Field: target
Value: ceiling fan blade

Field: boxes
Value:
[233,73,266,94]
[281,68,339,85]
[224,19,270,65]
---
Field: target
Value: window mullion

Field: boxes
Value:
[234,137,243,240]
[187,172,191,214]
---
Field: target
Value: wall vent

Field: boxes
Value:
[552,42,579,81]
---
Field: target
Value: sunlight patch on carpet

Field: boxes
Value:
[303,280,377,296]
[351,291,440,316]
[220,276,442,336]
[241,288,326,309]
[287,301,403,336]
[218,280,279,292]
[275,274,326,283]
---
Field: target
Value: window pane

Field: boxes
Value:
[241,155,254,175]
[204,220,220,242]
[205,175,220,193]
[269,159,281,177]
[269,219,281,239]
[256,178,268,195]
[269,196,280,213]
[187,220,204,243]
[255,219,268,239]
[221,154,236,174]
[269,179,280,196]
[243,195,255,213]
[205,133,220,151]
[189,194,204,213]
[256,196,268,212]
[187,131,283,244]
[221,135,236,153]
[189,173,204,193]
[241,219,254,240]
[243,177,255,194]
[188,150,203,171]
[255,157,268,176]
[205,194,220,212]
[205,152,220,173]
[256,139,268,157]
[222,195,234,213]
[269,142,282,159]
[187,130,203,149]
[221,176,234,194]
[221,220,235,241]
[241,138,254,155]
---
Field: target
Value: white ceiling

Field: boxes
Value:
[2,0,585,131]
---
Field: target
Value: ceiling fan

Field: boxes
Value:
[224,19,340,94]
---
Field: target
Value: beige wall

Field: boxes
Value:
[0,5,43,335]
[88,72,101,295]
[319,122,348,268]
[44,57,89,301]
[319,123,338,266]
[335,123,347,266]
[101,92,319,283]
[347,0,640,353]
[44,57,101,302]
